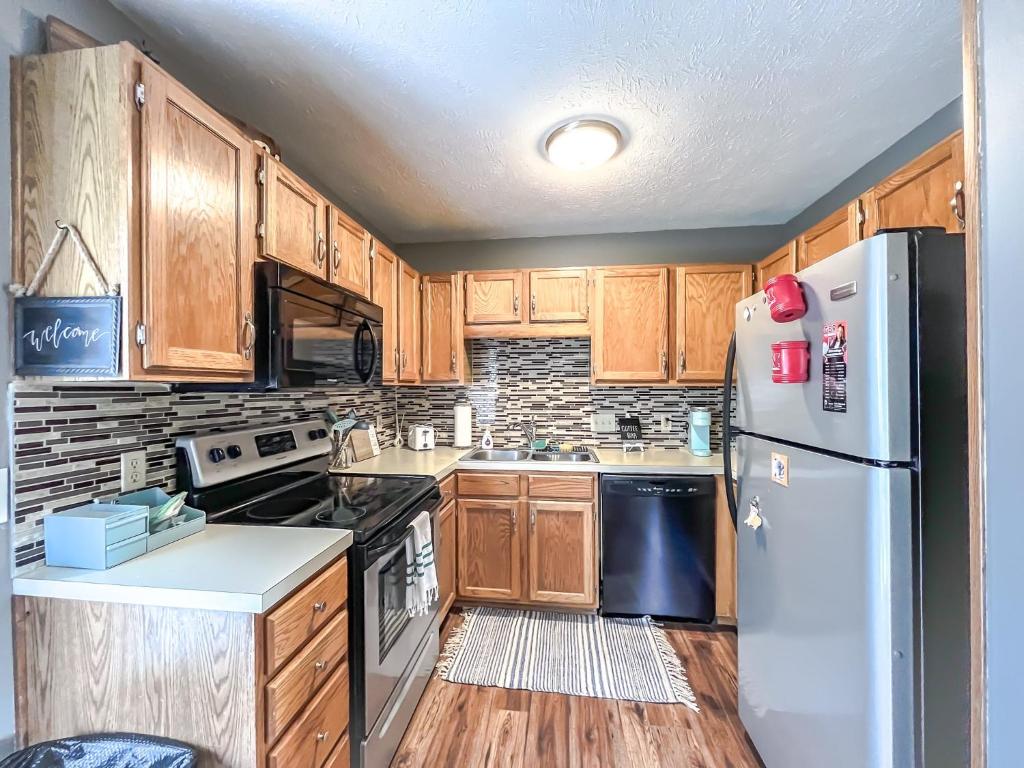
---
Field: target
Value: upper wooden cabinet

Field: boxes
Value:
[797,200,863,270]
[456,498,524,602]
[755,241,798,292]
[421,272,465,383]
[863,130,965,236]
[526,500,596,606]
[258,153,327,277]
[371,240,398,383]
[673,264,751,384]
[12,42,254,382]
[464,271,523,324]
[327,206,370,298]
[528,268,589,323]
[138,60,256,378]
[397,259,421,383]
[592,267,670,383]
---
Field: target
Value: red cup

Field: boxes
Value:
[772,340,810,383]
[764,274,807,322]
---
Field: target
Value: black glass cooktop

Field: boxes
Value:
[190,456,435,543]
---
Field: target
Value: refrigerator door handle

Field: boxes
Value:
[722,331,739,529]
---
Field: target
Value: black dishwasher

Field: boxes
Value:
[600,475,716,622]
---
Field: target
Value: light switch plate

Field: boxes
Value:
[591,412,617,433]
[120,450,147,493]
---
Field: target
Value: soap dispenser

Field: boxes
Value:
[480,427,494,449]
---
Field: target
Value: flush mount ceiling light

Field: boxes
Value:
[544,119,623,170]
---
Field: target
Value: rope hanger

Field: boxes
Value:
[8,219,120,298]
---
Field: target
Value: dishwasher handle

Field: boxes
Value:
[600,475,716,498]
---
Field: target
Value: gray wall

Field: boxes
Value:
[977,0,1022,763]
[400,99,963,273]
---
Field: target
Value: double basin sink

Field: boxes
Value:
[463,448,600,463]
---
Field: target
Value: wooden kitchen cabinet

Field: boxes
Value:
[12,42,255,382]
[527,500,596,606]
[674,264,751,384]
[327,205,371,298]
[715,476,737,624]
[464,270,523,324]
[259,152,327,277]
[528,268,589,323]
[797,200,863,270]
[592,266,670,383]
[457,498,524,602]
[397,259,421,383]
[863,130,965,236]
[372,240,399,383]
[420,272,466,383]
[437,500,457,619]
[755,241,798,291]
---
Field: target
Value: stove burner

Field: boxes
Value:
[245,496,330,522]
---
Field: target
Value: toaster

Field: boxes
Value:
[407,425,436,451]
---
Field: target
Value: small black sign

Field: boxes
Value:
[15,296,121,377]
[618,417,643,442]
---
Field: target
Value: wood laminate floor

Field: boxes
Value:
[392,612,763,768]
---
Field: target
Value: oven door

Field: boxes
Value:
[362,506,441,732]
[270,287,381,387]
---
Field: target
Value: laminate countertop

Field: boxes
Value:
[12,525,352,614]
[331,446,726,479]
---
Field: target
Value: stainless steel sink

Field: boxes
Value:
[463,448,533,462]
[529,450,598,462]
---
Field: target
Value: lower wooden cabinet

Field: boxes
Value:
[454,472,598,610]
[437,499,457,618]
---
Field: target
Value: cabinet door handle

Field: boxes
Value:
[513,294,519,315]
[530,507,536,528]
[950,180,966,230]
[314,660,327,672]
[511,507,517,530]
[678,350,685,373]
[660,351,668,375]
[450,352,456,373]
[313,600,327,612]
[530,294,537,315]
[241,312,256,360]
[316,731,329,743]
[332,241,340,272]
[316,232,326,267]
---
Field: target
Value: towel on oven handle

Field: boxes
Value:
[405,510,437,616]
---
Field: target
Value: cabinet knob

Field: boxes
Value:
[950,180,966,230]
[313,600,327,612]
[316,730,329,742]
[314,659,327,672]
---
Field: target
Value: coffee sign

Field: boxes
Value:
[14,296,121,377]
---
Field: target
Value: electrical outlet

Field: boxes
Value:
[659,416,672,432]
[591,412,617,433]
[120,450,147,493]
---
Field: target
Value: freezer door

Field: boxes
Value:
[736,435,914,768]
[734,233,911,462]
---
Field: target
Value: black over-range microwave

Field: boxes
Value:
[179,262,383,391]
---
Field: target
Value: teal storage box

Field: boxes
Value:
[113,487,206,552]
[43,503,149,570]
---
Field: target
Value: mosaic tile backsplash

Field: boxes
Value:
[10,337,728,572]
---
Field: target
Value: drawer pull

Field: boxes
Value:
[314,659,327,671]
[316,730,329,742]
[313,601,327,612]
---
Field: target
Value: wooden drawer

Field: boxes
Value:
[457,472,521,498]
[526,473,595,500]
[322,733,350,768]
[266,610,348,744]
[265,557,348,676]
[267,663,349,768]
[439,474,456,506]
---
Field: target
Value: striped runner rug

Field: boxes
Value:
[437,607,698,710]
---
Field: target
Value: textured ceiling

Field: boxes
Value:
[111,0,962,243]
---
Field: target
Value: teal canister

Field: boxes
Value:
[688,408,712,457]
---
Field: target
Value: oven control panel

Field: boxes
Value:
[176,419,332,488]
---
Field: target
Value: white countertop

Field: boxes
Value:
[13,525,353,614]
[332,445,726,478]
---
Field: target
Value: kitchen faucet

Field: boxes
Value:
[515,420,537,447]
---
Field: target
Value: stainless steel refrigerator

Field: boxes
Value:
[723,230,970,768]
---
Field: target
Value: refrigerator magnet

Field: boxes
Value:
[822,320,849,413]
[770,452,789,487]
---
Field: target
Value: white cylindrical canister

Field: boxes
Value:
[454,402,473,448]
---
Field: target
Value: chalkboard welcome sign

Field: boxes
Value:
[15,296,121,377]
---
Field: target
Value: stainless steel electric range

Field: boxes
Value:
[176,419,442,768]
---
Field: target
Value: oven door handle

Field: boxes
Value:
[365,525,416,564]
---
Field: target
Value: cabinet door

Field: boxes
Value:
[260,154,327,276]
[797,201,862,270]
[528,268,589,323]
[397,259,420,383]
[457,499,524,602]
[421,273,461,383]
[328,206,370,298]
[527,501,596,607]
[755,241,798,291]
[465,271,523,324]
[863,131,965,236]
[592,267,669,383]
[372,240,398,383]
[437,500,457,617]
[138,61,255,377]
[674,264,752,383]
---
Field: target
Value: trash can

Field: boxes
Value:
[0,733,197,768]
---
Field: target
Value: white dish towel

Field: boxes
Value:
[405,511,438,617]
